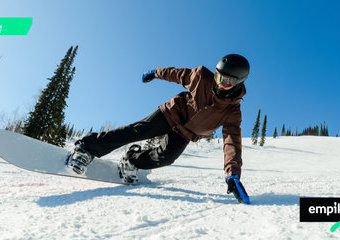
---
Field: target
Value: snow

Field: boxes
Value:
[1,136,340,239]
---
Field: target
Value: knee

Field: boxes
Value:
[79,132,98,148]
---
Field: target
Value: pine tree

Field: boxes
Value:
[259,115,267,146]
[281,124,286,136]
[320,121,329,136]
[251,109,261,145]
[315,125,319,136]
[67,124,75,139]
[273,127,278,138]
[23,46,78,146]
[286,128,292,136]
[300,125,319,136]
[88,127,93,134]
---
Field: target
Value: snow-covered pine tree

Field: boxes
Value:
[251,109,261,145]
[259,115,267,146]
[23,46,78,146]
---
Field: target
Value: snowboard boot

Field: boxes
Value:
[67,141,94,175]
[118,144,141,184]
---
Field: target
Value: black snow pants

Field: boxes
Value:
[80,109,189,170]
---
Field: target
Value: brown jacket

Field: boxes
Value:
[155,66,246,177]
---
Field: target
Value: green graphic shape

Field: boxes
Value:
[0,17,33,35]
[330,221,340,232]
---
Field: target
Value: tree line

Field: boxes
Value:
[274,122,329,137]
[251,109,333,146]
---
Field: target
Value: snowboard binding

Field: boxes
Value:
[118,144,141,184]
[67,141,94,175]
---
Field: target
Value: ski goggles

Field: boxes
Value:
[214,71,236,90]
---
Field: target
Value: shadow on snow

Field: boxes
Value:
[243,145,320,155]
[37,183,232,207]
[36,183,301,208]
[250,193,301,206]
[170,164,221,171]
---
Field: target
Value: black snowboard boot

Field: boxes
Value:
[118,144,141,184]
[67,141,94,175]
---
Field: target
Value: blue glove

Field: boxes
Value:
[142,69,156,83]
[226,174,250,204]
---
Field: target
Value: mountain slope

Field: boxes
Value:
[1,136,339,239]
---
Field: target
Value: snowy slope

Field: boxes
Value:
[1,136,340,240]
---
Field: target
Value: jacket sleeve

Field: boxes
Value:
[155,67,200,91]
[222,104,243,178]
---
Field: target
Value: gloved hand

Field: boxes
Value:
[142,69,156,83]
[226,174,250,204]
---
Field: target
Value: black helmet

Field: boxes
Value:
[216,54,250,85]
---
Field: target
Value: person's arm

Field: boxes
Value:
[143,67,203,91]
[222,105,242,178]
[155,67,194,88]
[222,104,250,204]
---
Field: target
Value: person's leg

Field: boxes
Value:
[79,109,171,157]
[128,130,189,169]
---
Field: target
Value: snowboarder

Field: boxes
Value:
[68,54,250,204]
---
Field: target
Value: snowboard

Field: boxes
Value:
[0,130,151,184]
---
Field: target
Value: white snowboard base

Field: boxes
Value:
[0,130,151,184]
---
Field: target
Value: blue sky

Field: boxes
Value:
[1,0,339,137]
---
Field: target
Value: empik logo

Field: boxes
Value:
[300,198,340,233]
